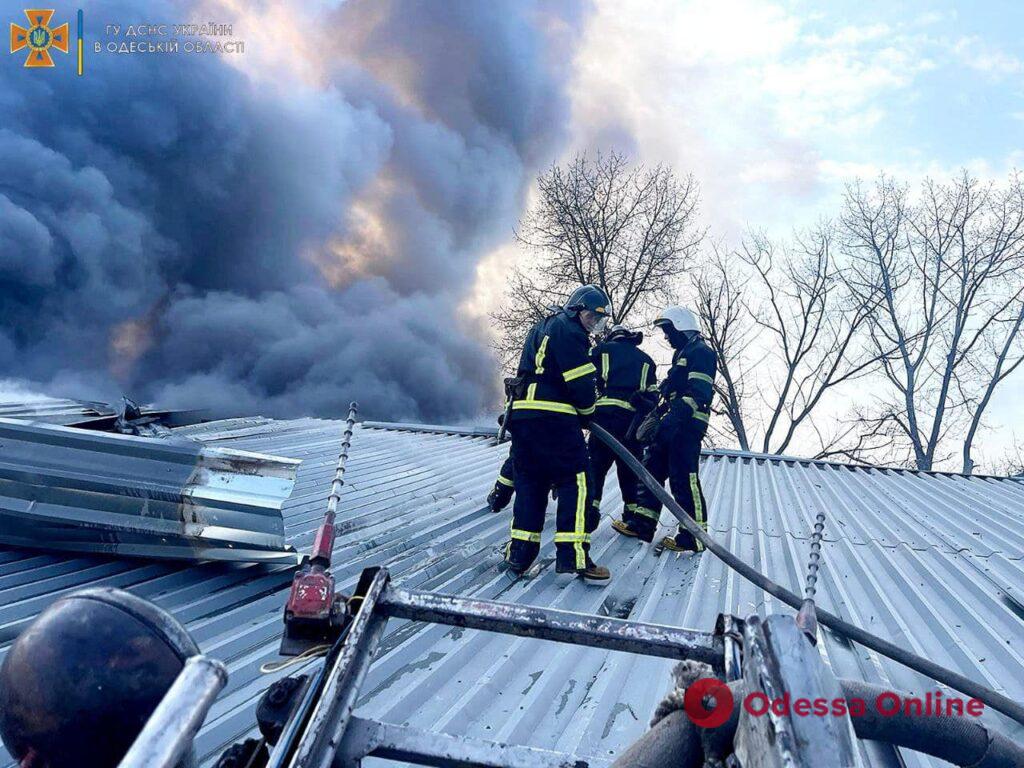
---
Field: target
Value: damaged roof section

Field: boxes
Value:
[0,419,299,563]
[0,394,206,433]
[0,396,118,426]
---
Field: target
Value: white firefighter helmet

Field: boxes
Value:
[654,306,700,333]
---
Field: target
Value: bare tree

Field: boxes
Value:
[991,438,1024,477]
[841,172,1024,472]
[692,243,757,451]
[959,295,1024,473]
[492,152,702,367]
[807,415,899,464]
[692,226,883,458]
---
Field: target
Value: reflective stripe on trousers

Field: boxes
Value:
[633,505,660,520]
[551,471,588,569]
[510,525,541,542]
[595,397,634,411]
[689,472,705,551]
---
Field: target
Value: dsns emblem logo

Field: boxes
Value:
[10,9,69,67]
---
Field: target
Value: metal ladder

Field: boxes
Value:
[286,565,728,768]
[118,563,862,768]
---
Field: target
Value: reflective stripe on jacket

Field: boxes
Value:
[660,335,717,424]
[591,339,658,412]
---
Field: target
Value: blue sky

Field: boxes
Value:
[557,0,1024,238]
[798,1,1024,172]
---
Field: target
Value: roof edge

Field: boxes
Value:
[361,420,499,438]
[360,420,1017,481]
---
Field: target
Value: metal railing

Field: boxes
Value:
[118,655,228,768]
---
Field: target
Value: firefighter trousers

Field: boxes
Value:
[628,416,708,548]
[506,417,596,572]
[587,408,641,516]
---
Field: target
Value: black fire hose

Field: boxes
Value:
[588,423,1024,730]
[841,680,1024,767]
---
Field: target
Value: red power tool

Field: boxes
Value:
[280,403,358,656]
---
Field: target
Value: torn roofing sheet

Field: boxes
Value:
[0,418,298,563]
[0,396,117,426]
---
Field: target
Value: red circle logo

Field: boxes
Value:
[683,677,734,728]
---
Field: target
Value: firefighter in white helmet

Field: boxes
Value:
[611,306,717,552]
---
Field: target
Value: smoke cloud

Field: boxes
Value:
[0,0,584,422]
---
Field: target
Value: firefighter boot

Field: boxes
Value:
[556,556,611,581]
[611,518,639,538]
[502,542,531,575]
[659,528,703,553]
[659,536,689,552]
[581,558,611,580]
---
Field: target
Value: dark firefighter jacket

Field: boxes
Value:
[660,334,717,425]
[591,339,658,413]
[510,311,597,421]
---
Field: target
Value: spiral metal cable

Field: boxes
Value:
[805,511,827,600]
[796,509,827,640]
[326,403,359,520]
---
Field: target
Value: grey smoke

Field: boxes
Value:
[0,0,584,421]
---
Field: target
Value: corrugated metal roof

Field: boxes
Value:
[681,452,1024,767]
[1,418,1022,767]
[0,395,210,434]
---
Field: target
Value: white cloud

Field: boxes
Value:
[805,23,892,48]
[952,36,1023,76]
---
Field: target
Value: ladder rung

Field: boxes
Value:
[338,716,610,768]
[378,586,723,666]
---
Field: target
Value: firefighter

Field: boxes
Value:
[612,306,716,552]
[504,284,611,580]
[486,305,564,515]
[589,325,658,524]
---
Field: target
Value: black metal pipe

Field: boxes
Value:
[588,423,1024,729]
[379,587,724,667]
[608,710,702,768]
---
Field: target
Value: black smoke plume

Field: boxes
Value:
[0,0,585,421]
